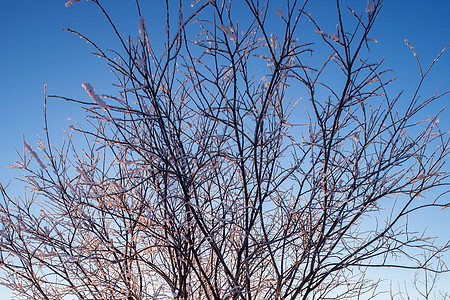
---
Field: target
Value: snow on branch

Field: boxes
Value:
[82,83,108,110]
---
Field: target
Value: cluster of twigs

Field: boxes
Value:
[0,0,449,299]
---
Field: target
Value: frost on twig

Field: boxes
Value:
[65,0,82,8]
[220,25,235,42]
[190,0,206,7]
[82,83,108,110]
[138,16,147,38]
[365,0,375,13]
[24,141,46,169]
[315,30,339,43]
[274,9,284,19]
[270,33,277,50]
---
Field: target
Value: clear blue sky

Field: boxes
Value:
[0,0,449,298]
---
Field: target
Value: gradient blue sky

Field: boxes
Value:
[0,0,449,298]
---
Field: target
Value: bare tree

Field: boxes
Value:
[1,0,449,299]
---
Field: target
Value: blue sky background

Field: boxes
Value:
[0,0,449,298]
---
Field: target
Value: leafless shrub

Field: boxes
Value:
[1,0,449,299]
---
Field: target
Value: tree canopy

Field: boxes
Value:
[1,0,449,299]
